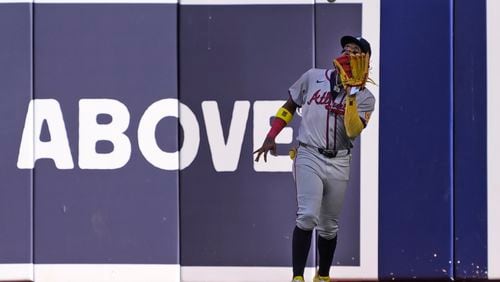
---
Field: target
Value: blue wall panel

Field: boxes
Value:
[454,0,488,279]
[179,4,314,267]
[33,4,179,264]
[379,0,453,279]
[0,3,33,266]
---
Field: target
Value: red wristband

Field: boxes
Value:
[266,117,287,140]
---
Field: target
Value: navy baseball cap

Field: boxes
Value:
[341,35,371,55]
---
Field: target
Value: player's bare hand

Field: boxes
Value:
[253,137,277,162]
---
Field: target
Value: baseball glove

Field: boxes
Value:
[333,53,373,88]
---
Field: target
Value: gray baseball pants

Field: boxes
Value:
[293,144,351,240]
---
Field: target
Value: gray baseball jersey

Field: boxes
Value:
[289,68,375,150]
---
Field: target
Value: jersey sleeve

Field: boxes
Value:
[288,69,313,106]
[356,89,376,124]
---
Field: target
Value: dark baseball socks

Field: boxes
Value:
[317,234,338,277]
[292,226,338,277]
[292,226,313,277]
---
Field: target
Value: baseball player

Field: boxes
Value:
[254,35,375,282]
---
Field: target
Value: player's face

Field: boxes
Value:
[341,43,362,55]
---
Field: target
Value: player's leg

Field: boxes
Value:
[292,148,324,279]
[316,235,338,281]
[316,155,350,278]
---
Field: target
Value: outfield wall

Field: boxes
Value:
[0,0,497,281]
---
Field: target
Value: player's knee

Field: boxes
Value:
[318,228,338,240]
[296,214,318,231]
[318,221,339,240]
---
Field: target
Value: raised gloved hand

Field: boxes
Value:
[333,53,372,89]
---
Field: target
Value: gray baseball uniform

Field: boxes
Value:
[289,68,375,239]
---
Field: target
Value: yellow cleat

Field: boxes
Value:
[292,276,305,282]
[313,274,331,282]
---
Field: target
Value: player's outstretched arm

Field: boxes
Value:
[344,95,364,138]
[344,87,370,138]
[254,97,298,162]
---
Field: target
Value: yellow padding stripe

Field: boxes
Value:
[276,107,293,124]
